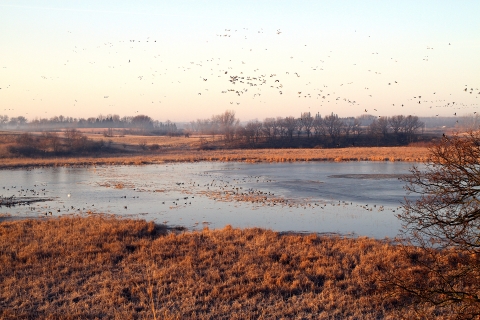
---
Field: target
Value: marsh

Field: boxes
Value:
[0,161,417,238]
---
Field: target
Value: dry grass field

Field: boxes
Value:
[85,132,203,148]
[0,215,449,319]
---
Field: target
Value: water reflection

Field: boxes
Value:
[0,162,417,238]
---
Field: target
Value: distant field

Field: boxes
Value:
[0,216,437,318]
[83,131,204,149]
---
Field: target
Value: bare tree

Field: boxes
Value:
[323,112,344,144]
[104,128,114,138]
[16,132,35,147]
[0,115,8,128]
[64,129,87,151]
[8,117,19,128]
[295,117,303,139]
[351,117,362,138]
[369,117,389,138]
[42,132,61,153]
[16,116,27,127]
[262,117,277,140]
[245,120,263,143]
[392,132,480,317]
[343,117,361,139]
[276,117,288,139]
[139,140,148,150]
[215,110,239,142]
[458,113,480,131]
[299,112,314,138]
[313,115,324,138]
[206,119,219,141]
[283,116,297,140]
[389,115,405,135]
[190,119,211,137]
[403,115,424,141]
[131,115,154,132]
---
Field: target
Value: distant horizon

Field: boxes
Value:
[3,110,480,124]
[1,111,476,130]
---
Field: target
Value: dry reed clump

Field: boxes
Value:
[0,216,461,319]
[198,189,288,206]
[97,181,134,189]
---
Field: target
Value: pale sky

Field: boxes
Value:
[1,1,479,122]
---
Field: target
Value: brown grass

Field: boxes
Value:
[0,216,460,319]
[0,146,429,169]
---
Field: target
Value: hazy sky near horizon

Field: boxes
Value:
[1,1,479,123]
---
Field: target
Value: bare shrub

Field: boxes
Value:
[139,140,147,150]
[149,143,160,151]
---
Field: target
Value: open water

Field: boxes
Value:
[0,161,419,238]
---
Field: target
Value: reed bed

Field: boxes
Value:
[0,216,457,319]
[198,189,289,207]
[0,146,429,169]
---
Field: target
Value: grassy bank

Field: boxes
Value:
[0,216,457,319]
[0,146,429,169]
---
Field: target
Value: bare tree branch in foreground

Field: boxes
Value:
[391,131,480,318]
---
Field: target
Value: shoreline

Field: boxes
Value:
[0,146,429,169]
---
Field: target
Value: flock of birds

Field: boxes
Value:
[1,27,478,119]
[178,175,401,214]
[0,167,402,232]
[169,28,479,117]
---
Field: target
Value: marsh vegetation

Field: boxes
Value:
[0,215,467,319]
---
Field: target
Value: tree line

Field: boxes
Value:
[0,114,177,135]
[187,111,426,147]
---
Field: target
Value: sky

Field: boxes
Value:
[1,1,479,123]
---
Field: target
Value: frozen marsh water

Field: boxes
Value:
[0,161,418,238]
